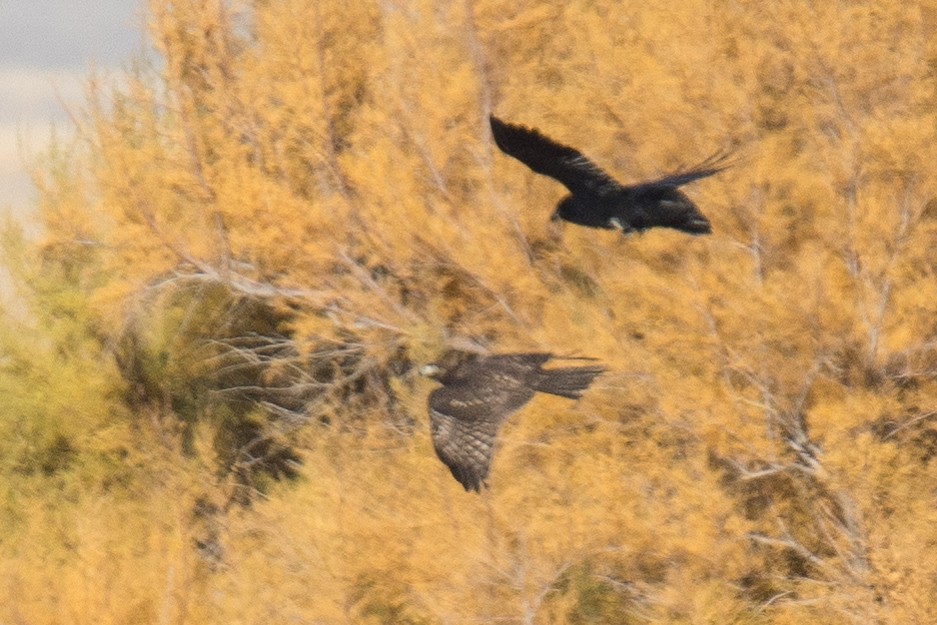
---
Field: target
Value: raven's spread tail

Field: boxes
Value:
[534,365,605,399]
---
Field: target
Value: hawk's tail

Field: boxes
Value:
[535,366,605,399]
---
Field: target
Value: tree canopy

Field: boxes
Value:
[2,0,937,623]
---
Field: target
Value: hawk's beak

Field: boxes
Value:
[419,364,441,378]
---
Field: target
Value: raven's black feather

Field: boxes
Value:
[491,115,730,235]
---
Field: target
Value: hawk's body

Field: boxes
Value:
[490,115,730,235]
[424,353,604,492]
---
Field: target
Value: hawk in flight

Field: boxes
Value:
[490,115,730,235]
[421,352,604,492]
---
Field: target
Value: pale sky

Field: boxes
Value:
[0,0,146,215]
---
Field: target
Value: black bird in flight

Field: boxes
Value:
[490,115,730,235]
[421,352,605,492]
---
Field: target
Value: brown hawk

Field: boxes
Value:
[421,352,605,492]
[490,115,731,235]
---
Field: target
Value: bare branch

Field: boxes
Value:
[747,532,828,571]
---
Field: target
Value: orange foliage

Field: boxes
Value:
[2,0,937,623]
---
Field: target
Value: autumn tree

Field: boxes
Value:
[2,1,937,624]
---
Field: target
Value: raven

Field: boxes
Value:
[421,352,604,492]
[490,115,730,235]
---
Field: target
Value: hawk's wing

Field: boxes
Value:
[428,398,498,492]
[427,371,537,492]
[490,116,620,197]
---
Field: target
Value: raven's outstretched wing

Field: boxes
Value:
[490,116,620,197]
[635,151,733,189]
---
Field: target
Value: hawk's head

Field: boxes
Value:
[418,350,481,383]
